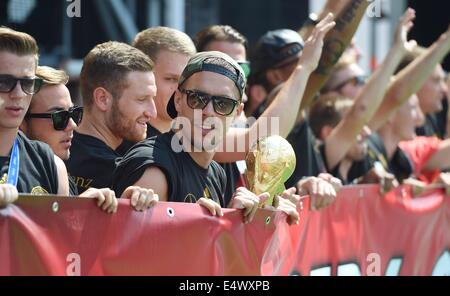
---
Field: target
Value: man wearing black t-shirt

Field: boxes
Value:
[112,52,247,210]
[0,27,69,207]
[112,52,304,222]
[20,66,121,213]
[66,42,157,196]
[63,42,158,211]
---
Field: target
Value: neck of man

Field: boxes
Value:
[149,117,172,134]
[378,126,400,161]
[187,150,215,169]
[176,132,215,169]
[0,127,19,157]
[77,111,122,150]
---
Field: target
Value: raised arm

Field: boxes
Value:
[324,13,413,170]
[370,24,450,131]
[445,73,450,139]
[214,14,336,163]
[297,0,370,119]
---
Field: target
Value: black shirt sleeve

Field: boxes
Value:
[111,139,177,198]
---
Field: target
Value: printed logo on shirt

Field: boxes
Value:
[184,193,197,203]
[31,186,49,195]
[183,187,212,203]
[203,187,211,199]
[71,175,93,190]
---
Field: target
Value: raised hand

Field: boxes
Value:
[393,8,417,54]
[298,12,336,73]
[436,24,450,49]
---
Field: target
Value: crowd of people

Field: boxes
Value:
[1,0,450,226]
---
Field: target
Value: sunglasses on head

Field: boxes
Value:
[0,74,43,95]
[179,89,239,116]
[26,106,83,131]
[333,75,367,92]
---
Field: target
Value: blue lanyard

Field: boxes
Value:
[6,138,20,187]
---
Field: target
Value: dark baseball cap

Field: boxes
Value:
[251,29,304,76]
[167,51,246,119]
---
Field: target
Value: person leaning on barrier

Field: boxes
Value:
[111,51,302,224]
[20,66,120,213]
[64,42,160,211]
[192,24,341,211]
[0,27,69,207]
[125,18,340,212]
[112,15,338,224]
[194,24,253,205]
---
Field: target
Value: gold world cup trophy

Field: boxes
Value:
[245,135,296,206]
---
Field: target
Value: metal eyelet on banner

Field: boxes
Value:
[166,207,175,217]
[265,216,271,225]
[52,201,59,213]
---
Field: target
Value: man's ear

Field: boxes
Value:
[320,125,334,140]
[236,102,244,117]
[92,87,113,112]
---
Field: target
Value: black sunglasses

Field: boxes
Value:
[26,106,83,131]
[0,74,43,95]
[333,75,367,92]
[180,89,239,116]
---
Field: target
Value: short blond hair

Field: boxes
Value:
[133,26,196,62]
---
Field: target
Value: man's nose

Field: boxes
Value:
[202,99,215,116]
[144,99,157,119]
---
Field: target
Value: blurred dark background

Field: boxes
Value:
[0,0,449,104]
[0,0,448,67]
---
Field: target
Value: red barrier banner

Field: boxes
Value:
[0,185,449,275]
[291,185,450,276]
[0,197,293,276]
